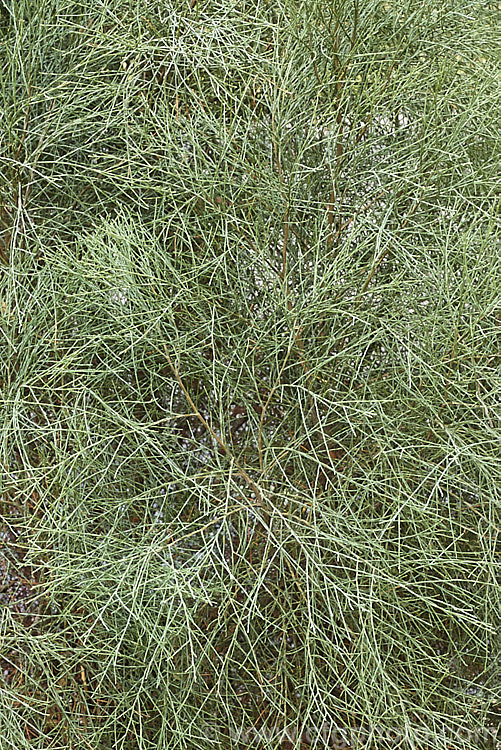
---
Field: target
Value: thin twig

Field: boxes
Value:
[157,335,266,509]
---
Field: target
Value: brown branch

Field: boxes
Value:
[158,337,266,508]
[351,0,359,51]
[282,208,289,295]
[257,340,296,473]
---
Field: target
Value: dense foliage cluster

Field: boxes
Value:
[0,0,499,748]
